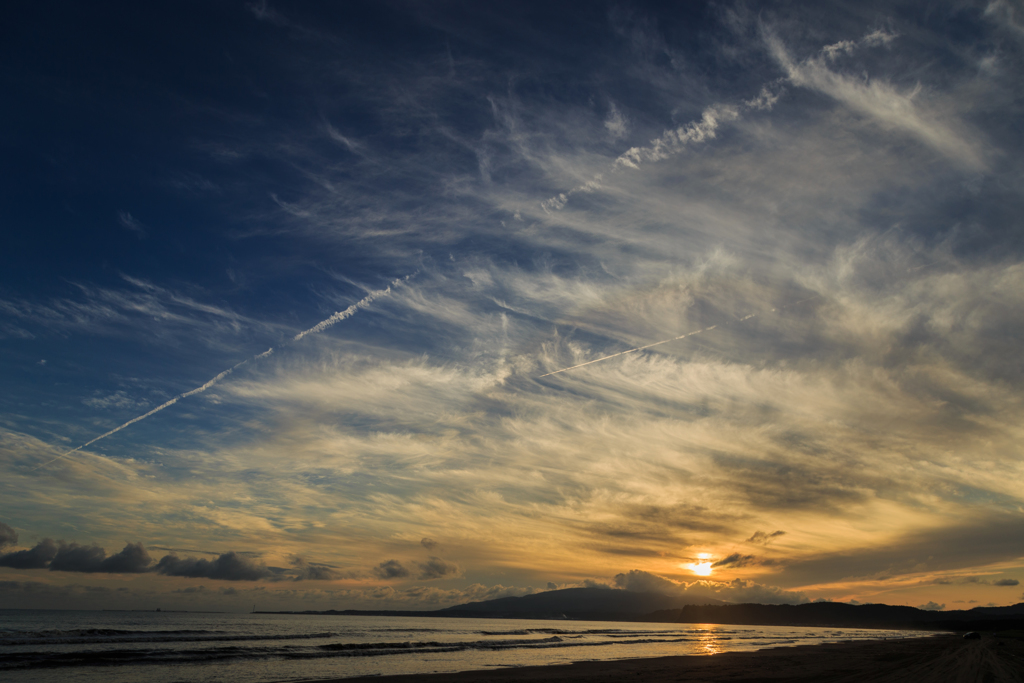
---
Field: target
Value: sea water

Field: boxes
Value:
[0,609,934,683]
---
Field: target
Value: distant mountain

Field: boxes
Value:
[438,587,723,621]
[966,603,1024,617]
[262,592,1024,631]
[267,588,721,621]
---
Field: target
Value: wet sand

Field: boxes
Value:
[302,632,1024,683]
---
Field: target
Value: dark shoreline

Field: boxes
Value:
[294,632,1024,683]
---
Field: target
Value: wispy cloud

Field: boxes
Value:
[156,551,273,581]
[3,1,1022,611]
[33,276,411,470]
[986,0,1024,39]
[117,211,146,237]
[764,28,988,170]
[604,102,628,140]
[0,274,283,348]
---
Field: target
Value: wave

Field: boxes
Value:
[476,628,692,637]
[0,633,705,670]
[0,630,342,647]
[0,628,215,639]
[317,635,567,652]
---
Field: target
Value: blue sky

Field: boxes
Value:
[2,0,1023,612]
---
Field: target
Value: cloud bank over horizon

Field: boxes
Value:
[1,0,1022,612]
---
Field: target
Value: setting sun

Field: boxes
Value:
[688,553,714,576]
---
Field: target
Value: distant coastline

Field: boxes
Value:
[254,586,1024,632]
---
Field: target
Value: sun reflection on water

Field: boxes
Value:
[694,627,722,655]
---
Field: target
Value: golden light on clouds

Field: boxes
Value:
[2,1,1022,618]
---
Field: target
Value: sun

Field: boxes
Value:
[686,553,713,576]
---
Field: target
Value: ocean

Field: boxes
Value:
[0,609,933,682]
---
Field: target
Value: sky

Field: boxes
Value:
[1,0,1023,614]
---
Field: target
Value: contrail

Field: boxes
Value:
[292,281,398,341]
[539,325,720,378]
[33,275,413,471]
[538,297,816,378]
[31,359,253,471]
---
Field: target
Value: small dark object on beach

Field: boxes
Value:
[962,631,981,639]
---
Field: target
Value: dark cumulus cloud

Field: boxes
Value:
[712,553,758,568]
[0,539,152,574]
[372,559,410,579]
[0,522,17,548]
[0,528,338,582]
[155,551,272,581]
[49,542,152,573]
[48,542,106,572]
[420,538,438,551]
[0,538,58,569]
[417,557,461,580]
[747,530,786,545]
[994,578,1019,586]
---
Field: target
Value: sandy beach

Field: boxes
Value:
[306,632,1024,683]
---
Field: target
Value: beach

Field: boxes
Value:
[322,632,1024,683]
[3,609,1022,681]
[0,610,947,683]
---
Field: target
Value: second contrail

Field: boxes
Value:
[33,274,414,471]
[538,297,815,378]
